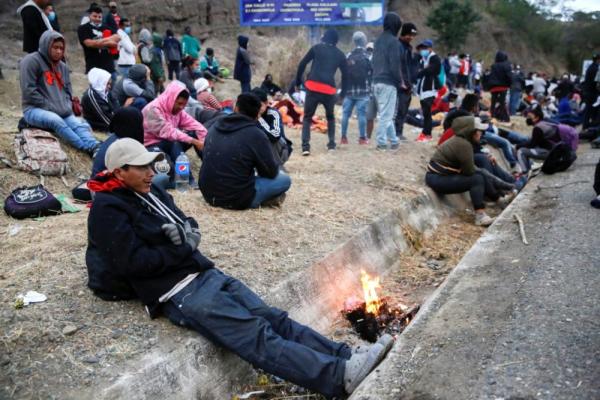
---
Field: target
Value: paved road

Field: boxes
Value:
[351,149,600,400]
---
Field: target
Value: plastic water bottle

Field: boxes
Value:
[174,152,190,193]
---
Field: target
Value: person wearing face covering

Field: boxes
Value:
[20,30,100,155]
[82,67,119,131]
[78,5,120,74]
[516,105,562,173]
[234,35,253,93]
[414,39,442,143]
[371,12,402,150]
[18,0,53,54]
[43,4,60,32]
[295,28,348,154]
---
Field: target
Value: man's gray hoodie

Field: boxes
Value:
[20,30,73,118]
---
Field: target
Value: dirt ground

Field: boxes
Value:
[0,69,520,399]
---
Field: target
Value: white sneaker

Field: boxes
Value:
[344,343,388,394]
[475,212,495,227]
[302,150,310,156]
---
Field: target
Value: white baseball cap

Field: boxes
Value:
[105,138,164,172]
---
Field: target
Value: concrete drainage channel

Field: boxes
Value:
[94,190,472,400]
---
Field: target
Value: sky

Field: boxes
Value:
[563,0,599,12]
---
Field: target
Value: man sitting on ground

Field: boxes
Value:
[112,64,156,109]
[252,87,293,168]
[86,137,393,398]
[517,104,562,173]
[199,93,291,209]
[200,48,223,82]
[20,30,100,156]
[194,78,222,112]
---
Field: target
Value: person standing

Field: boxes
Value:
[103,1,121,34]
[18,0,53,54]
[582,54,600,129]
[181,26,201,60]
[371,12,402,151]
[414,39,441,143]
[487,51,512,122]
[20,30,100,155]
[43,4,60,32]
[164,29,182,81]
[509,64,525,115]
[395,22,418,141]
[116,18,135,78]
[340,31,372,145]
[78,5,120,74]
[448,52,460,89]
[295,29,348,155]
[234,35,253,93]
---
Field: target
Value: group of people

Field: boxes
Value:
[14,2,600,397]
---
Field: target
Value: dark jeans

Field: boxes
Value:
[162,269,350,398]
[517,147,550,172]
[491,90,510,122]
[582,97,599,129]
[131,97,149,111]
[240,81,252,94]
[594,158,600,195]
[167,60,181,81]
[474,153,515,184]
[302,91,336,151]
[425,171,486,209]
[420,97,434,136]
[152,131,202,182]
[394,89,411,137]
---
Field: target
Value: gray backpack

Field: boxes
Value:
[14,129,69,176]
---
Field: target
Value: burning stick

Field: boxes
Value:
[513,214,529,245]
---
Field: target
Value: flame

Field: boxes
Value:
[360,270,382,315]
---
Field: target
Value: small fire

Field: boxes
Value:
[360,270,382,315]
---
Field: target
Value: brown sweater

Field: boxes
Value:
[429,116,478,176]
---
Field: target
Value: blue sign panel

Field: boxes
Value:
[240,1,385,26]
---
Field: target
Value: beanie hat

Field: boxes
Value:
[194,78,210,93]
[352,31,367,48]
[400,23,417,37]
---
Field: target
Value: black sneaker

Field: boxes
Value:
[261,193,287,207]
[375,144,387,151]
[390,143,400,150]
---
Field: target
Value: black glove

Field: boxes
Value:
[161,223,186,246]
[183,221,201,250]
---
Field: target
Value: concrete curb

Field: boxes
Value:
[92,189,470,400]
[349,149,599,400]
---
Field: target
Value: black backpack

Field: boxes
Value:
[347,49,371,84]
[541,143,577,174]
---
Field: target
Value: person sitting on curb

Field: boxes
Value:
[143,81,207,185]
[252,87,293,168]
[199,93,291,209]
[20,30,100,156]
[112,64,156,109]
[426,116,496,226]
[91,106,171,190]
[82,67,119,132]
[86,138,393,398]
[517,104,561,173]
[194,78,222,112]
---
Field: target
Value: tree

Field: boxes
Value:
[426,0,480,50]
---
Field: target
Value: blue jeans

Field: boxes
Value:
[162,269,349,398]
[23,108,99,151]
[250,171,291,208]
[117,65,131,78]
[502,130,529,146]
[374,83,398,147]
[130,97,148,110]
[509,89,522,115]
[483,131,518,167]
[341,96,369,139]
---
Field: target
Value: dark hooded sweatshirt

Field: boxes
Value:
[295,29,348,95]
[234,35,252,84]
[488,51,512,89]
[86,175,214,316]
[20,30,73,118]
[199,113,279,210]
[19,2,51,53]
[372,13,402,88]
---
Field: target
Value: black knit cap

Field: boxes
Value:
[400,23,418,37]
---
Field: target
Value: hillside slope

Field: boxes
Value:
[0,0,567,82]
